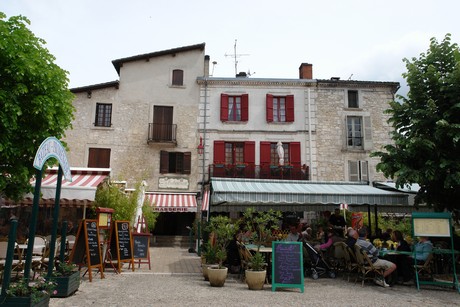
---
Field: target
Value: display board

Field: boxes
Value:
[131,232,151,270]
[69,219,104,282]
[109,220,134,272]
[413,218,451,237]
[271,241,304,292]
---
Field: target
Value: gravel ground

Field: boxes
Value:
[49,272,460,307]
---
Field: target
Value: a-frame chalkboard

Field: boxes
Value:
[109,220,134,273]
[271,241,304,293]
[130,232,151,270]
[69,219,104,282]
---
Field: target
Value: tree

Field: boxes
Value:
[0,13,75,200]
[372,34,460,213]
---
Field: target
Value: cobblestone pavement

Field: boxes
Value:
[49,247,460,307]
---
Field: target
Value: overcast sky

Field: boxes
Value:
[2,0,459,97]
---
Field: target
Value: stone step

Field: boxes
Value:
[152,235,192,248]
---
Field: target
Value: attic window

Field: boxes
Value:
[172,69,184,86]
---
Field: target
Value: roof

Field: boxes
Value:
[70,81,119,93]
[112,43,206,75]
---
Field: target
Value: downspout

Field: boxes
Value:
[307,87,313,180]
[203,78,208,222]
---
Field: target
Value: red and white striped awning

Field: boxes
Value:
[145,192,197,213]
[29,167,110,201]
[201,190,210,211]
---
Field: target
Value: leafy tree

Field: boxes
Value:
[372,34,460,213]
[0,13,75,200]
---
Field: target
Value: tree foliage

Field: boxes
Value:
[372,34,460,213]
[0,13,75,200]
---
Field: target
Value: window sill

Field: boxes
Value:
[222,121,247,124]
[91,126,115,131]
[169,84,186,89]
[344,107,363,111]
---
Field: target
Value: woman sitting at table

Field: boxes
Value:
[389,230,413,284]
[314,228,344,255]
[392,230,411,252]
[413,236,433,263]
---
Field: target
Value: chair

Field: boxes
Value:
[353,245,385,287]
[0,241,23,282]
[414,253,434,288]
[25,236,47,279]
[334,242,358,281]
[41,237,62,271]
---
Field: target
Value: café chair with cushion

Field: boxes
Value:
[354,244,385,287]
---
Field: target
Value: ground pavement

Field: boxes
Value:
[49,246,460,307]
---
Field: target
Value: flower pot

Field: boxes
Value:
[50,270,80,297]
[207,267,228,287]
[245,269,267,290]
[0,294,50,307]
[202,264,218,281]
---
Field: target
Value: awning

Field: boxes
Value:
[210,177,409,213]
[373,182,420,194]
[145,192,197,213]
[30,167,110,201]
[201,190,210,211]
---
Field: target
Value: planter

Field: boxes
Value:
[202,264,218,281]
[207,267,228,287]
[0,294,50,307]
[245,270,267,290]
[50,271,80,297]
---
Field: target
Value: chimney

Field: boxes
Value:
[204,55,210,77]
[299,63,313,79]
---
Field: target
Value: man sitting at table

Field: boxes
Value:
[356,227,397,287]
[286,224,302,242]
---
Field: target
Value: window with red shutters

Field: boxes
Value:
[266,94,294,122]
[221,94,248,122]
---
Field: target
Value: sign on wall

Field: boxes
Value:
[158,177,189,190]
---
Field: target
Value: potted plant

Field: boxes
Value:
[201,240,219,281]
[242,207,282,290]
[48,260,80,297]
[1,276,56,306]
[205,215,238,287]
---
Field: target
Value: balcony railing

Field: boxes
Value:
[148,123,177,143]
[209,164,309,180]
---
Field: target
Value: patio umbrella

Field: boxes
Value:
[276,141,284,166]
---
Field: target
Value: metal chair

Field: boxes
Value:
[354,245,385,287]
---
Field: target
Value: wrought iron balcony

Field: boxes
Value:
[209,164,309,180]
[148,123,177,143]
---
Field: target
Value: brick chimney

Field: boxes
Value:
[299,63,313,79]
[204,55,210,77]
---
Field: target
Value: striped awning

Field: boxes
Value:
[145,192,197,213]
[210,177,409,213]
[201,190,210,211]
[29,167,110,201]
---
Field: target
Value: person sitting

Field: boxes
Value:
[356,227,397,287]
[381,228,393,241]
[390,230,412,284]
[413,236,433,264]
[329,208,346,230]
[392,230,411,252]
[345,228,358,249]
[316,226,325,243]
[314,228,343,251]
[286,224,301,242]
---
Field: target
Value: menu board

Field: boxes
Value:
[271,241,304,292]
[109,220,134,272]
[69,219,104,282]
[413,218,451,237]
[133,233,150,259]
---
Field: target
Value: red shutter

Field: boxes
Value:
[241,94,249,121]
[260,142,271,165]
[220,94,228,122]
[213,141,225,163]
[286,95,294,122]
[244,141,255,165]
[160,151,169,173]
[290,142,301,167]
[266,94,273,122]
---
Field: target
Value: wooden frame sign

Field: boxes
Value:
[131,232,151,270]
[271,241,304,293]
[109,220,134,273]
[69,219,104,282]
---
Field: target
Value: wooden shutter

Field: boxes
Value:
[348,161,359,181]
[220,94,229,122]
[183,152,191,174]
[260,142,271,165]
[241,94,249,121]
[160,151,169,173]
[266,94,273,122]
[244,141,255,165]
[88,148,110,168]
[360,161,369,182]
[213,141,225,163]
[172,69,184,86]
[285,95,295,122]
[289,142,301,167]
[363,116,373,150]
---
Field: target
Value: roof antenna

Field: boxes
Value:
[348,74,353,80]
[225,39,250,77]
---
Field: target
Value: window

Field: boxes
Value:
[172,69,184,86]
[266,94,294,122]
[347,90,359,108]
[88,148,111,168]
[152,106,174,141]
[260,142,301,166]
[213,141,255,165]
[347,116,363,148]
[95,103,112,127]
[220,94,248,122]
[160,151,191,174]
[348,160,369,182]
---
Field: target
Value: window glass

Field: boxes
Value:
[228,96,241,121]
[347,116,362,147]
[95,103,112,127]
[348,90,359,108]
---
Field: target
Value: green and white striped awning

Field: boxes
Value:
[210,178,409,213]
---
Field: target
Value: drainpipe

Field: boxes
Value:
[307,88,313,180]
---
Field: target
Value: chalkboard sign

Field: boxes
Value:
[271,241,304,292]
[131,232,151,270]
[69,219,104,282]
[109,220,134,272]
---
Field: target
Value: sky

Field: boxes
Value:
[2,0,459,97]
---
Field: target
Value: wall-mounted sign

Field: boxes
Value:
[158,177,189,190]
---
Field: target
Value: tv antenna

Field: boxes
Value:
[225,39,250,76]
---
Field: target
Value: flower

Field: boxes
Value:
[6,276,57,303]
[53,260,78,277]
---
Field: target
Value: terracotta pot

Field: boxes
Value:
[245,269,266,290]
[207,267,228,287]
